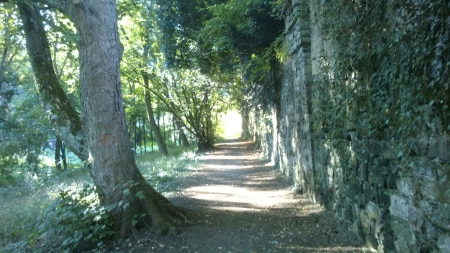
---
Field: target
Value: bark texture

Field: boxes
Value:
[42,0,184,238]
[18,2,88,161]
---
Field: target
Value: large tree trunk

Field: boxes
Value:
[143,79,169,157]
[18,3,88,161]
[49,1,183,238]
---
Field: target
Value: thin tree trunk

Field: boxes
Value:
[144,87,169,156]
[0,47,8,84]
[240,109,251,139]
[55,135,62,170]
[18,3,88,161]
[61,141,67,170]
[128,115,137,147]
[175,118,190,147]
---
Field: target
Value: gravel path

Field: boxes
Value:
[108,140,371,253]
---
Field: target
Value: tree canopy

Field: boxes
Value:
[0,0,284,250]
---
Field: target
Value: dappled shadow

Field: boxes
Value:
[133,140,370,252]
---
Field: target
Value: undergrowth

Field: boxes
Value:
[0,147,197,253]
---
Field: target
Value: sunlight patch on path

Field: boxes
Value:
[197,155,248,161]
[202,164,255,170]
[186,185,300,210]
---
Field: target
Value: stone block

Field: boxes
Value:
[420,179,441,200]
[377,188,390,207]
[360,210,371,235]
[396,178,414,197]
[389,160,400,174]
[389,193,411,219]
[366,235,379,250]
[383,126,396,141]
[394,239,419,253]
[368,170,385,187]
[351,220,360,237]
[373,157,388,167]
[426,137,439,158]
[358,163,368,181]
[436,203,450,230]
[368,140,383,156]
[383,147,398,160]
[438,234,450,253]
[438,135,450,162]
[420,179,450,203]
[385,170,396,189]
[391,220,418,252]
[355,141,366,155]
[407,204,424,232]
[366,201,382,222]
[412,156,437,179]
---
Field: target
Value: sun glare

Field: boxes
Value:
[219,110,242,139]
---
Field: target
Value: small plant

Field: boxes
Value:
[29,184,114,252]
[138,150,198,192]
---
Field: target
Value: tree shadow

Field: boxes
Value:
[157,140,369,252]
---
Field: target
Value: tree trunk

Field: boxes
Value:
[240,109,251,139]
[18,3,88,161]
[128,115,137,148]
[20,0,184,238]
[175,118,190,147]
[55,135,62,170]
[56,1,183,238]
[143,78,169,157]
[61,140,67,170]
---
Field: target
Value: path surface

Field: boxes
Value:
[109,140,370,253]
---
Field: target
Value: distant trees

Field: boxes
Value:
[18,2,88,161]
[15,0,185,238]
[155,0,285,137]
[0,7,51,180]
[0,0,284,240]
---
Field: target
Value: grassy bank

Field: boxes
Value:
[0,146,197,252]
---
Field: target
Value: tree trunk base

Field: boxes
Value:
[110,180,187,239]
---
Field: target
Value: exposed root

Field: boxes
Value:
[111,181,186,239]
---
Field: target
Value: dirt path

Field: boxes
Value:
[108,140,370,253]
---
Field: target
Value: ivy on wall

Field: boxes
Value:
[312,0,449,231]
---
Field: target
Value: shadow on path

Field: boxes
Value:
[113,140,371,252]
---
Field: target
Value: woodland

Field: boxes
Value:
[1,0,448,252]
[0,0,285,252]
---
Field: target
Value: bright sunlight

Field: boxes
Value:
[219,110,242,139]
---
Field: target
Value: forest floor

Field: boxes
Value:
[106,140,371,253]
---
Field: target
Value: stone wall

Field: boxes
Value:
[249,0,450,252]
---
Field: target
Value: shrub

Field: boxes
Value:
[29,185,114,252]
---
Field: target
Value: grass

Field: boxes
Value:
[0,145,198,253]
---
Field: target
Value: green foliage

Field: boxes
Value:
[197,0,284,73]
[138,148,198,192]
[0,146,197,252]
[312,0,449,231]
[0,186,48,253]
[155,0,284,77]
[30,185,114,252]
[155,0,209,68]
[314,0,449,140]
